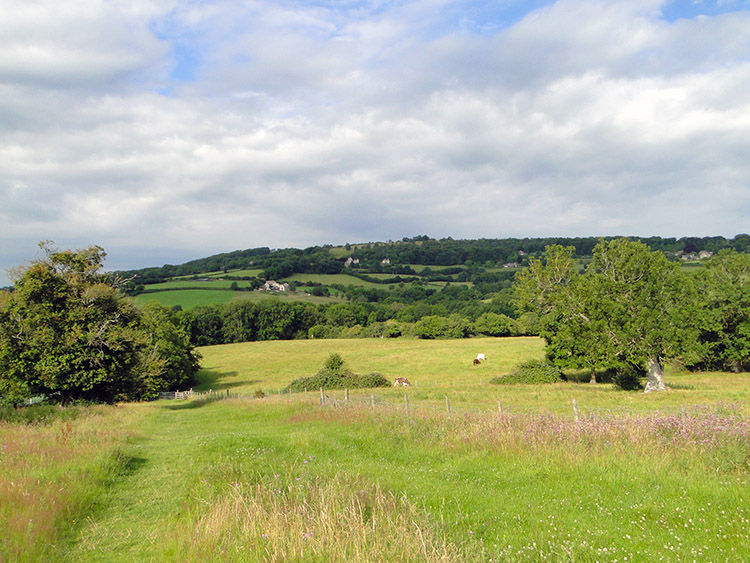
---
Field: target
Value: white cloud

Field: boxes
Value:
[1,0,750,283]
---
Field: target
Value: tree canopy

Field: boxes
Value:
[516,239,702,392]
[0,243,200,406]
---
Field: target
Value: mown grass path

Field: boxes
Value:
[62,403,210,561]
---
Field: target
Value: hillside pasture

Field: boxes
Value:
[207,268,264,278]
[130,289,239,309]
[281,273,392,289]
[130,289,340,310]
[144,279,246,290]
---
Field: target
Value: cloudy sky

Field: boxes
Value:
[2,0,750,282]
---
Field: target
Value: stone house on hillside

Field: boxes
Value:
[262,280,289,292]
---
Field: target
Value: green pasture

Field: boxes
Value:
[407,264,464,272]
[281,273,391,289]
[129,289,238,309]
[362,272,410,280]
[172,270,225,279]
[209,268,264,278]
[195,338,749,415]
[144,279,247,290]
[130,289,340,310]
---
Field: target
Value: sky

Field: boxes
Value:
[2,0,750,283]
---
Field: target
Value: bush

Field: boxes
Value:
[284,354,391,393]
[0,404,83,424]
[490,360,564,385]
[604,365,644,391]
[358,372,390,387]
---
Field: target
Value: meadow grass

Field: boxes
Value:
[281,273,391,289]
[37,395,749,562]
[2,338,749,561]
[195,338,749,415]
[144,280,249,289]
[195,337,544,395]
[130,289,240,309]
[130,289,341,310]
[0,404,146,561]
[208,269,265,278]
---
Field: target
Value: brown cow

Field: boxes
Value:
[393,377,411,386]
[473,358,481,365]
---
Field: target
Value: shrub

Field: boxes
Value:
[604,365,645,391]
[284,354,391,393]
[0,404,83,424]
[358,372,390,388]
[490,360,564,385]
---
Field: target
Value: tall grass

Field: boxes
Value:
[0,405,144,561]
[177,474,463,562]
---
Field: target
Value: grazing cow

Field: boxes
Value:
[393,377,411,386]
[476,354,486,361]
[473,358,481,365]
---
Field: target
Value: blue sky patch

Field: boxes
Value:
[661,0,750,22]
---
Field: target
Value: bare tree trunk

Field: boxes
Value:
[589,368,597,384]
[644,357,667,393]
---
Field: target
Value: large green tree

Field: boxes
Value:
[693,249,750,372]
[0,243,200,405]
[515,245,614,384]
[585,239,700,391]
[516,239,700,392]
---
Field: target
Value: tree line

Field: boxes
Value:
[176,298,538,346]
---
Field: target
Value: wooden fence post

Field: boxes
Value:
[405,393,410,418]
[498,401,503,414]
[572,398,580,422]
[345,388,349,402]
[320,387,325,406]
[370,393,375,407]
[445,395,451,413]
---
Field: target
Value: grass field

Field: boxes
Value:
[130,289,341,310]
[2,337,748,561]
[281,273,392,289]
[130,289,240,309]
[143,279,248,289]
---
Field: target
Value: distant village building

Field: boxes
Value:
[381,258,391,265]
[680,250,714,261]
[344,257,360,267]
[502,262,520,268]
[262,280,289,292]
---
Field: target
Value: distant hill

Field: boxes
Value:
[114,234,750,285]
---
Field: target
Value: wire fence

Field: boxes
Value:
[158,384,591,420]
